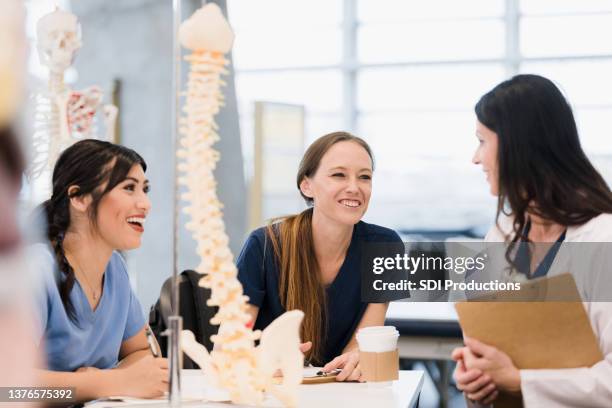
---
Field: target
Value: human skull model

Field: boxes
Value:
[36,9,82,74]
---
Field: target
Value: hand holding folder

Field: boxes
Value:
[455,274,603,407]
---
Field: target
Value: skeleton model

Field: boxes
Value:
[177,4,302,406]
[30,8,118,179]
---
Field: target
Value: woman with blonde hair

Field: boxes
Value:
[237,131,402,381]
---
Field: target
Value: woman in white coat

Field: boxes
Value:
[452,74,612,407]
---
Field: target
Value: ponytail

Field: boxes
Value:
[267,207,327,364]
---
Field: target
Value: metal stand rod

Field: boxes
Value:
[168,0,182,406]
[168,316,183,407]
[170,0,182,316]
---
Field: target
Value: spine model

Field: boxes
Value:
[177,4,264,405]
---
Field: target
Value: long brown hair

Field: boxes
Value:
[266,131,373,363]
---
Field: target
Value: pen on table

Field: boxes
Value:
[316,369,342,376]
[145,326,160,357]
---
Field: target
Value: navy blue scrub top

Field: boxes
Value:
[515,220,567,279]
[236,220,402,365]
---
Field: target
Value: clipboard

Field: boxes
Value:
[455,273,603,407]
[271,368,341,385]
[301,368,341,384]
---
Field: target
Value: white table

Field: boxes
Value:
[86,369,424,408]
[385,302,462,408]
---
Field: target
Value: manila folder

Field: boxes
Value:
[455,273,603,407]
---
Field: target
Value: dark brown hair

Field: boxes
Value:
[0,126,25,252]
[475,74,612,246]
[0,126,25,189]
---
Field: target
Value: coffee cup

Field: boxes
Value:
[357,326,399,385]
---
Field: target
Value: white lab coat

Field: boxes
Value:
[484,213,612,407]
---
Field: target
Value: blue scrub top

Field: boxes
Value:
[236,220,402,365]
[32,243,146,371]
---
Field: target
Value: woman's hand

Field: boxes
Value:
[452,347,498,404]
[463,337,521,394]
[322,349,363,382]
[116,355,169,398]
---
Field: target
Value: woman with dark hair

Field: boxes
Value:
[236,131,403,381]
[33,139,168,401]
[453,75,612,406]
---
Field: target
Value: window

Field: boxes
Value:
[228,0,612,233]
[519,0,612,191]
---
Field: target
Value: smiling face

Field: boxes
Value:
[473,120,500,196]
[94,164,151,250]
[299,141,373,226]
